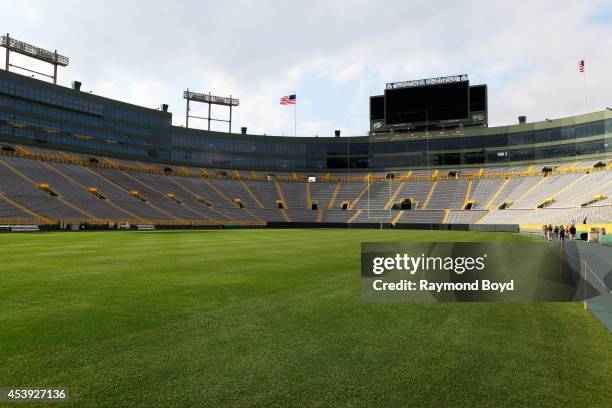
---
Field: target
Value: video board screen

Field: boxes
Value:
[384,81,469,124]
[370,95,384,120]
[469,85,487,112]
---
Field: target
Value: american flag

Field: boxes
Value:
[578,60,585,73]
[280,94,296,105]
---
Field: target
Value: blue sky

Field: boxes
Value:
[1,0,611,137]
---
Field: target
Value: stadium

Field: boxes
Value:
[1,11,611,408]
[0,66,609,229]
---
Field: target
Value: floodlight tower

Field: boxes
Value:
[1,33,69,84]
[183,89,239,133]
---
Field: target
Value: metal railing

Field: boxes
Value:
[0,217,266,227]
[583,260,611,309]
[1,147,608,185]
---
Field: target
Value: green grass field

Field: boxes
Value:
[1,229,610,407]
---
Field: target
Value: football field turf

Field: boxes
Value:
[1,229,610,407]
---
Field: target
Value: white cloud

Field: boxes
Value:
[0,0,610,135]
[300,121,332,137]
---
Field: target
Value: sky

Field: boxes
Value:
[0,0,611,137]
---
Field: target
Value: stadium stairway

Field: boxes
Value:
[0,157,101,222]
[239,179,266,209]
[310,182,338,211]
[53,162,172,223]
[0,190,50,223]
[41,161,141,221]
[327,182,341,209]
[421,180,437,208]
[91,168,187,223]
[164,176,227,222]
[174,176,262,224]
[127,171,222,221]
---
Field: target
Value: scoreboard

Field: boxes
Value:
[370,75,487,133]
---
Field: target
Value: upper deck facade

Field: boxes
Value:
[0,69,610,171]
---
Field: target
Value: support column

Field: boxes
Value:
[5,33,10,71]
[229,96,233,133]
[207,93,211,131]
[185,97,190,128]
[53,51,58,83]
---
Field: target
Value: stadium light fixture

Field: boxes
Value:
[183,89,239,132]
[183,90,239,107]
[1,33,69,84]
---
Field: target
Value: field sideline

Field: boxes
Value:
[1,229,610,407]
